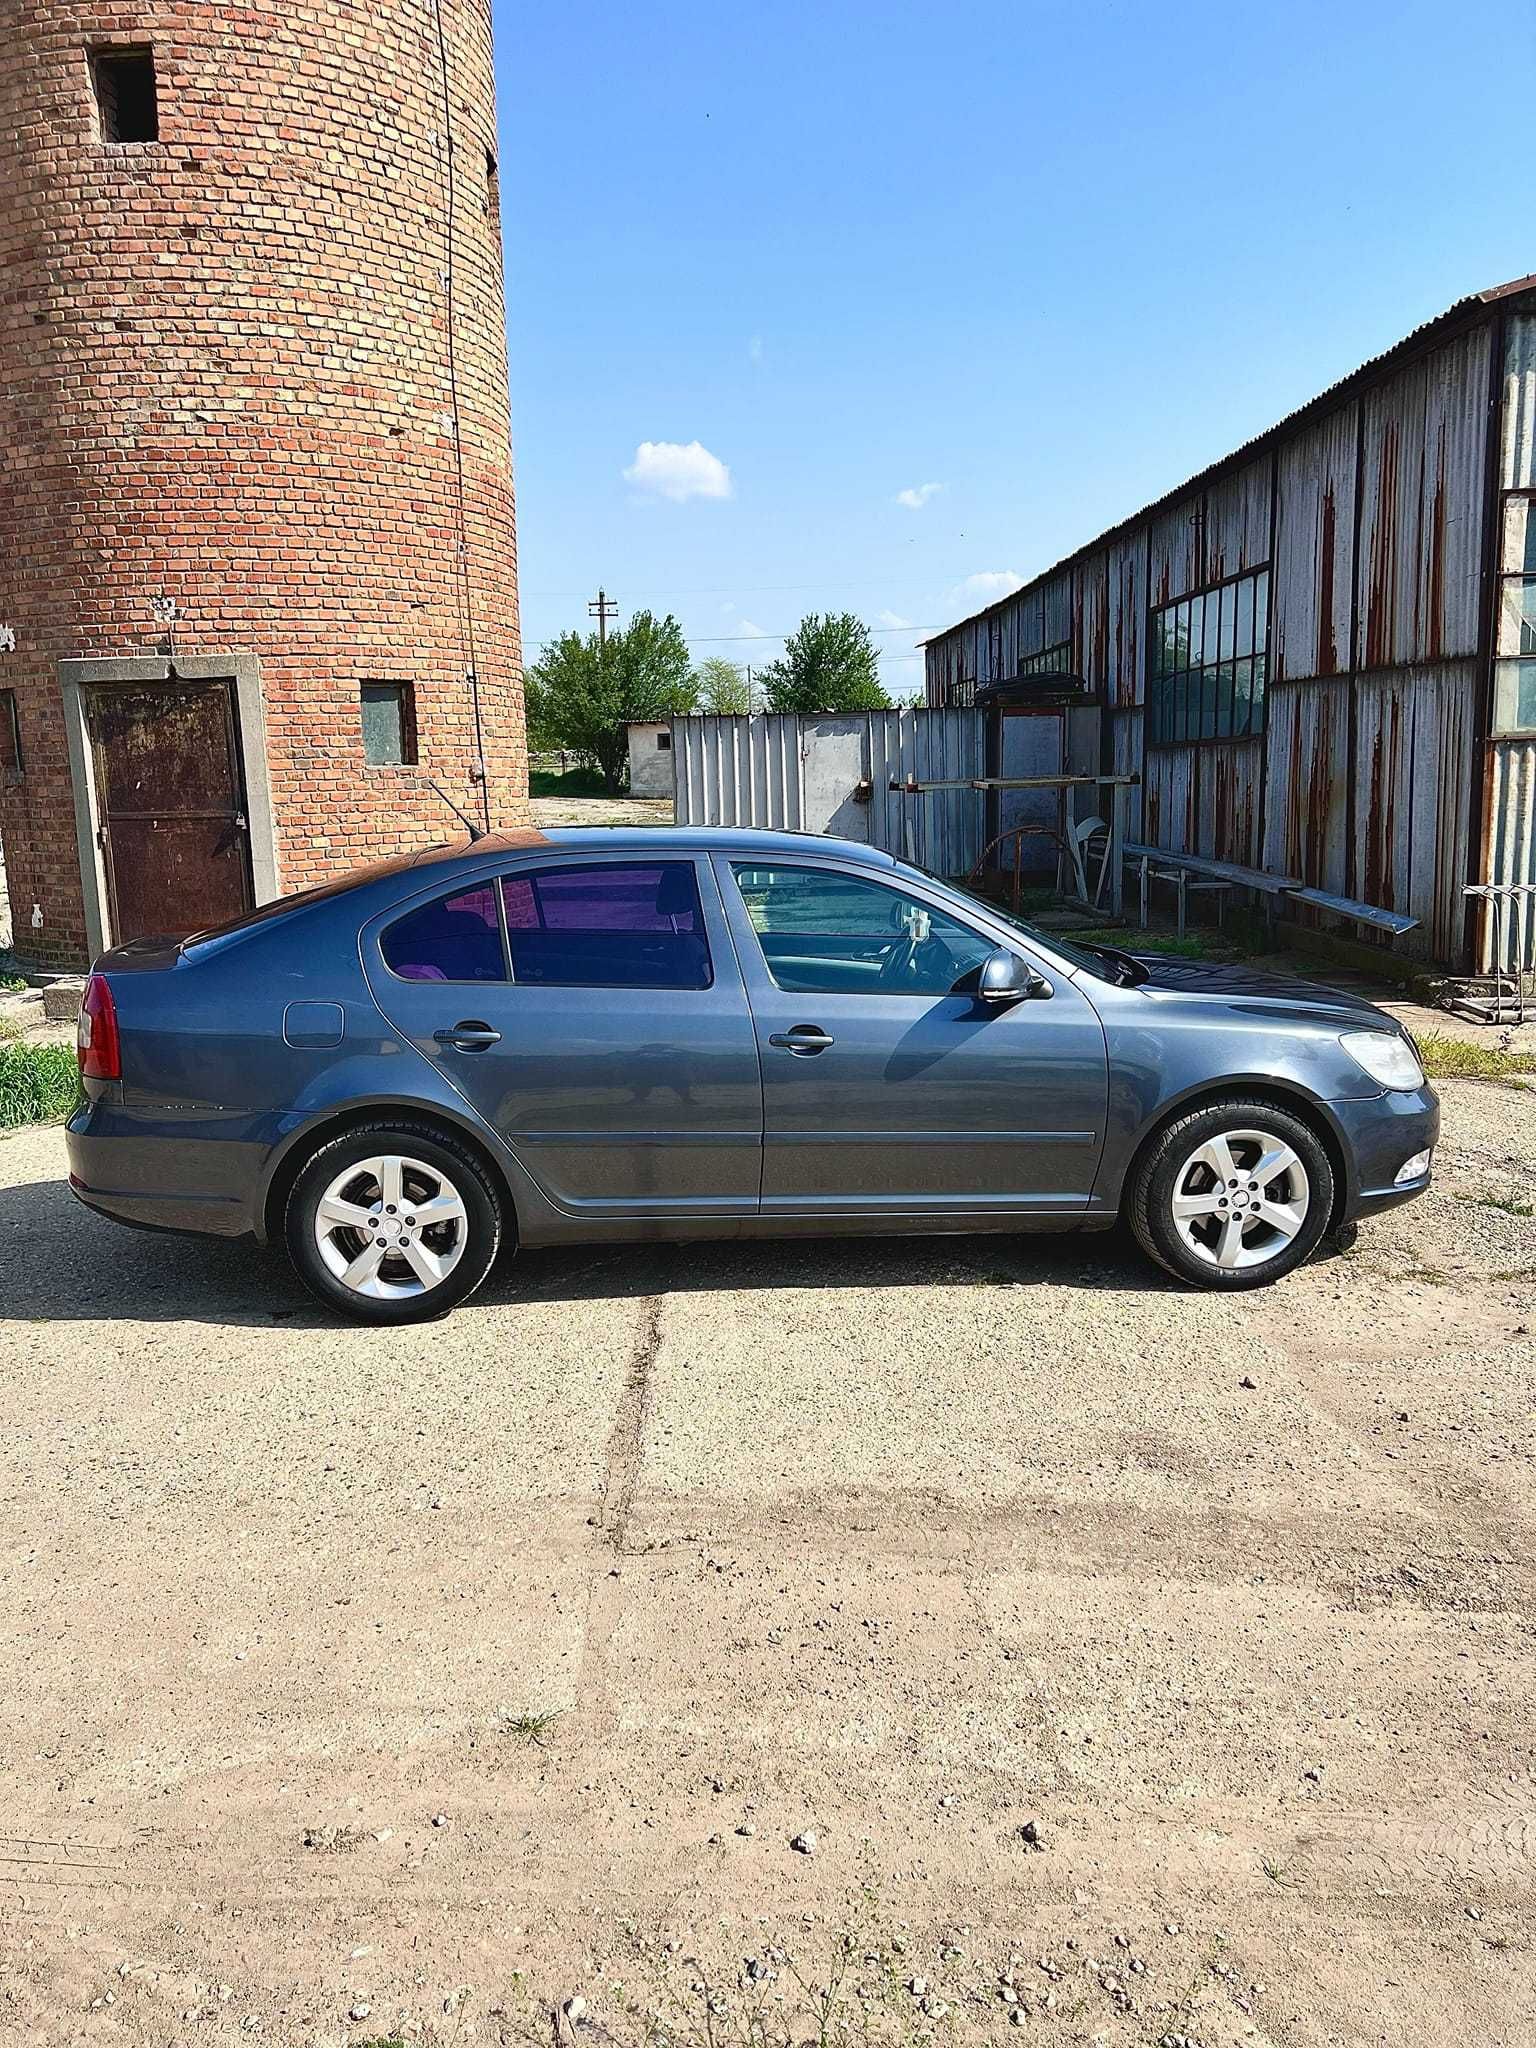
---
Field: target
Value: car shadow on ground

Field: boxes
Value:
[0,1170,1352,1326]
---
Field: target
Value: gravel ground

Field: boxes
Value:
[1,1081,1534,2047]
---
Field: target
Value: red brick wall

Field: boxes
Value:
[0,0,526,966]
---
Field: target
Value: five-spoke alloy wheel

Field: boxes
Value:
[1130,1098,1334,1290]
[286,1122,502,1323]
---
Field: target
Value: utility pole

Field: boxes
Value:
[588,586,617,649]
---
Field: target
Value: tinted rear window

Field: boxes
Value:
[382,885,505,982]
[500,863,711,989]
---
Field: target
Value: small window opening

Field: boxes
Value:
[360,681,417,766]
[0,691,22,779]
[484,146,500,222]
[92,46,159,144]
[656,729,671,750]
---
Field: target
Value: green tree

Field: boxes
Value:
[693,655,752,715]
[524,609,697,792]
[759,613,889,714]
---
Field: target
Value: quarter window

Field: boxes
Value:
[731,864,996,997]
[500,863,711,989]
[382,884,504,982]
[1149,567,1269,743]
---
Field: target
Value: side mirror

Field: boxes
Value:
[978,948,1050,1005]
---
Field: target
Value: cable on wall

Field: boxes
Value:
[428,0,492,832]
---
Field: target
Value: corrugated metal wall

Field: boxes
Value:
[923,310,1508,964]
[672,709,989,876]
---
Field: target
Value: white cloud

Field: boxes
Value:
[623,439,733,502]
[877,609,913,630]
[895,481,944,510]
[736,618,774,643]
[959,570,1023,601]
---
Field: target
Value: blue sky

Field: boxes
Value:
[495,0,1533,699]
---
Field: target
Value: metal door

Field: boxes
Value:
[715,854,1108,1215]
[86,681,253,943]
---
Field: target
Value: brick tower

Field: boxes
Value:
[0,1,527,967]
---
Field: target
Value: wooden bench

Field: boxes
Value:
[1122,843,1422,942]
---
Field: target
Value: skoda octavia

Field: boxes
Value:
[67,827,1438,1322]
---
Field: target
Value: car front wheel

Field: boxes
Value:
[285,1122,503,1323]
[1129,1099,1334,1289]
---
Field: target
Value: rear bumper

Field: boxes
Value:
[66,1097,262,1240]
[1329,1084,1440,1220]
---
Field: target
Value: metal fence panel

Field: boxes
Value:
[672,709,990,878]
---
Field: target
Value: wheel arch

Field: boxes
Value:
[259,1099,519,1247]
[1119,1081,1351,1230]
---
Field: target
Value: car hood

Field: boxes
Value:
[1126,953,1399,1027]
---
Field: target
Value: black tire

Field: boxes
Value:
[1128,1097,1334,1290]
[284,1120,503,1325]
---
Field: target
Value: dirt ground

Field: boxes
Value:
[2,1080,1534,2048]
[528,795,674,830]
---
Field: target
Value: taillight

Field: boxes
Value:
[78,973,121,1082]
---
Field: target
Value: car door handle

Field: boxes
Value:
[768,1025,835,1055]
[433,1021,502,1052]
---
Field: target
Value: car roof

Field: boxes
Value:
[419,825,901,872]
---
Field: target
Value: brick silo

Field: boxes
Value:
[0,1,527,967]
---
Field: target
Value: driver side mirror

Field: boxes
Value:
[978,947,1051,1005]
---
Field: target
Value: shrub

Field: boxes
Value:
[0,1042,79,1128]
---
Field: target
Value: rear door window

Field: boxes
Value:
[500,862,712,989]
[381,884,506,982]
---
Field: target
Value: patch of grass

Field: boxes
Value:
[502,1707,562,1745]
[1412,1029,1534,1085]
[1260,1854,1299,1890]
[0,972,26,994]
[529,764,613,799]
[1075,925,1214,959]
[301,1822,363,1853]
[1466,1192,1536,1218]
[0,1040,78,1128]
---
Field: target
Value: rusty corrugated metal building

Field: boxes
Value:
[922,276,1536,970]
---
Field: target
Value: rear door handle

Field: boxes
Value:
[768,1025,835,1055]
[433,1020,502,1052]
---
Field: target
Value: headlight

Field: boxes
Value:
[1339,1029,1426,1092]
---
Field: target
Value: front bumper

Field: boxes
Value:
[1329,1083,1441,1219]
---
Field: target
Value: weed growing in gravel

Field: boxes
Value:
[1413,1031,1534,1085]
[502,1708,563,1745]
[1468,1192,1536,1218]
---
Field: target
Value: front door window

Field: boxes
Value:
[730,863,995,997]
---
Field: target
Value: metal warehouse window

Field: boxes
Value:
[1493,496,1536,735]
[1148,568,1269,746]
[359,681,417,766]
[91,46,159,144]
[1018,640,1072,677]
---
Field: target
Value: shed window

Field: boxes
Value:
[91,46,159,143]
[1149,567,1269,744]
[1018,640,1072,677]
[360,681,416,765]
[656,729,671,750]
[0,690,21,778]
[1495,497,1536,733]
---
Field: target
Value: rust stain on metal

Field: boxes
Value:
[1424,429,1447,662]
[1364,417,1399,671]
[1317,484,1338,676]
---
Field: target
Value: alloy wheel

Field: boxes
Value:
[312,1153,469,1300]
[1169,1127,1312,1273]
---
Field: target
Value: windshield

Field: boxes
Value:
[889,857,1137,983]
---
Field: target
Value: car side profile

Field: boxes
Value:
[67,826,1439,1323]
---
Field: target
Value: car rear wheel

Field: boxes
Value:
[285,1122,502,1324]
[1129,1099,1334,1290]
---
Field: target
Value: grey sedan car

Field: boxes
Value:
[67,826,1439,1323]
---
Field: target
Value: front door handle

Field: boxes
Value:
[433,1020,502,1052]
[768,1025,835,1055]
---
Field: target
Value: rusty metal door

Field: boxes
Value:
[85,680,253,943]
